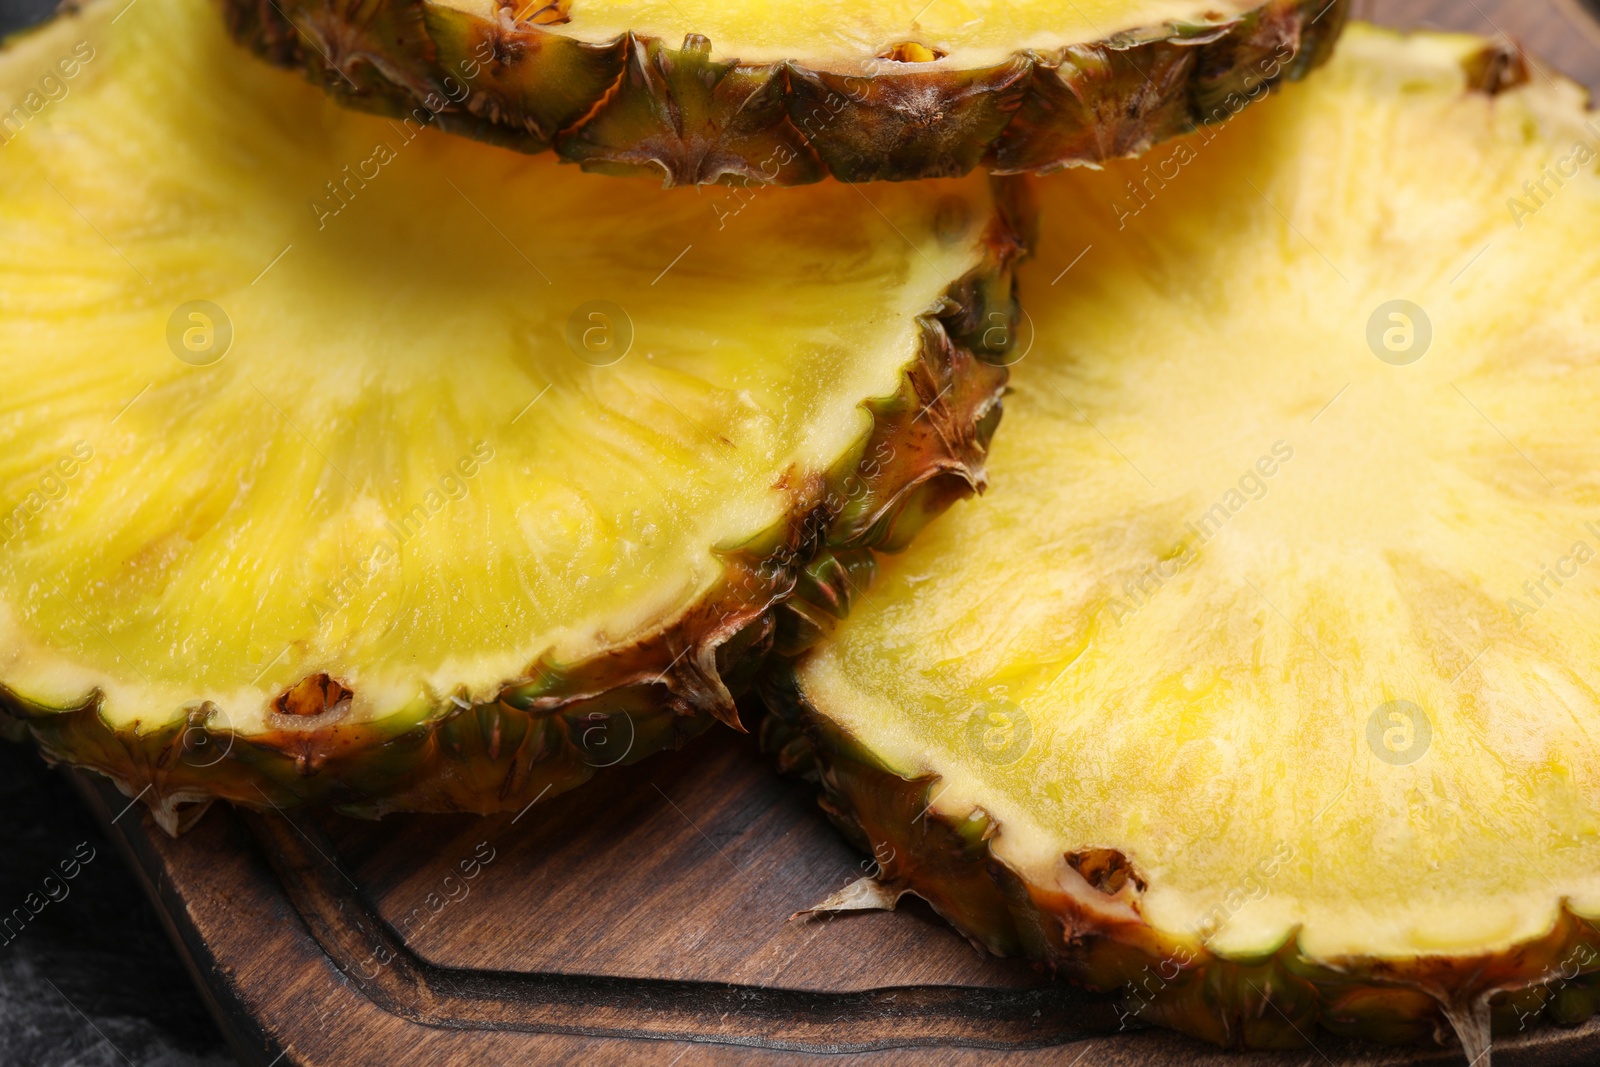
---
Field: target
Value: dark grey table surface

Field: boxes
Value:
[0,0,235,1050]
[0,733,230,1066]
[0,0,238,1035]
[0,12,235,1063]
[0,2,235,1059]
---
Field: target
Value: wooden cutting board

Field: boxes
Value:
[73,1,1600,1065]
[72,726,1600,1067]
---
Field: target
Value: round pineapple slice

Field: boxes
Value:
[0,0,1023,828]
[223,0,1346,185]
[772,23,1600,1056]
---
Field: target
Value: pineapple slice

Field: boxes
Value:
[223,0,1346,185]
[771,23,1600,1055]
[0,0,1024,829]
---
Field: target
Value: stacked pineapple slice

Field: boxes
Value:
[11,0,1600,1059]
[0,0,1314,823]
[223,0,1344,183]
[768,25,1600,1054]
[0,0,1026,825]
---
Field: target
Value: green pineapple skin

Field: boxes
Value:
[219,0,1347,186]
[0,182,1029,830]
[759,677,1600,1051]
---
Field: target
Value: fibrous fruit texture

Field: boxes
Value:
[222,0,1347,185]
[0,0,1024,829]
[769,23,1600,1059]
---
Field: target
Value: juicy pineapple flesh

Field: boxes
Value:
[0,0,999,740]
[433,0,1275,67]
[801,25,1600,964]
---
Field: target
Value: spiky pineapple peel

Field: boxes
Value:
[222,0,1347,186]
[767,21,1600,1056]
[0,0,1025,830]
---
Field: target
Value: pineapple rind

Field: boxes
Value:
[219,0,1346,186]
[763,671,1600,1048]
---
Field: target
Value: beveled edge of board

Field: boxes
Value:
[66,758,1600,1067]
[69,767,1134,1059]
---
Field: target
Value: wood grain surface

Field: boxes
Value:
[72,728,1600,1067]
[78,1,1600,1065]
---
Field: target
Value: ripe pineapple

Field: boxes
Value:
[767,24,1600,1059]
[223,0,1347,186]
[0,0,1025,830]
